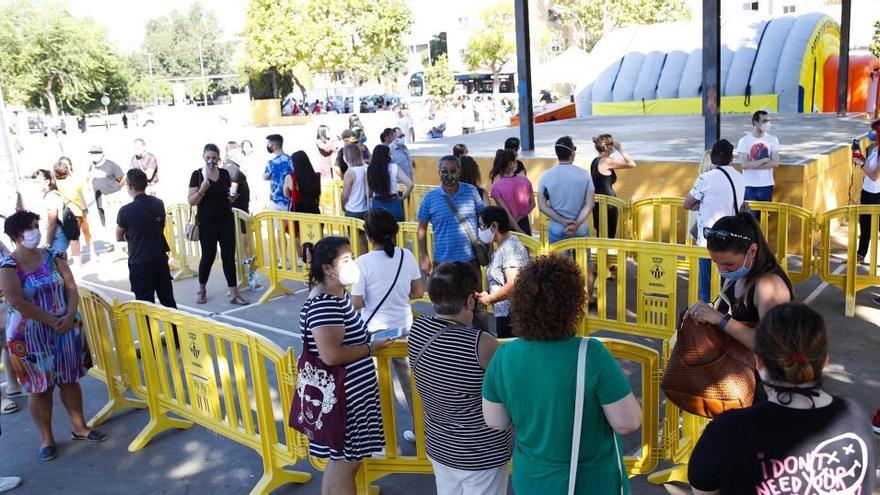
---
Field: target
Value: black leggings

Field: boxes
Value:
[858,189,880,257]
[199,216,237,287]
[592,204,619,239]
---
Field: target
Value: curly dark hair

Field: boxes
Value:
[510,254,586,340]
[4,210,40,242]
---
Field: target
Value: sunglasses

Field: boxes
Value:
[703,228,751,243]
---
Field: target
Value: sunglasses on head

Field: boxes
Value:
[703,228,752,243]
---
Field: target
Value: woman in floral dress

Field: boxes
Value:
[0,211,106,461]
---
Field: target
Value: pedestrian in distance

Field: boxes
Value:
[590,134,636,240]
[86,144,125,254]
[130,138,159,195]
[852,119,880,266]
[537,136,595,244]
[263,134,293,211]
[389,127,415,181]
[300,236,389,495]
[688,302,876,495]
[54,157,92,264]
[116,169,176,309]
[316,125,336,180]
[489,149,535,235]
[341,144,370,221]
[0,210,108,462]
[482,254,641,494]
[187,144,249,306]
[453,143,469,158]
[409,261,511,494]
[367,143,413,222]
[502,137,527,176]
[736,110,779,212]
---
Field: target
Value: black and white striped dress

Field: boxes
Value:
[408,316,513,470]
[300,292,385,460]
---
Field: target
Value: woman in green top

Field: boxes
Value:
[481,254,642,494]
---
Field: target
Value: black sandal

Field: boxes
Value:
[71,430,108,443]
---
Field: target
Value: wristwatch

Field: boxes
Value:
[718,314,732,331]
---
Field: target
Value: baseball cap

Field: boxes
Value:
[89,145,104,153]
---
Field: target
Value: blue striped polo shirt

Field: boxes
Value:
[417,183,485,263]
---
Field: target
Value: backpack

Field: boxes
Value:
[53,192,80,240]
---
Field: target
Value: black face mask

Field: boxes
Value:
[266,145,274,154]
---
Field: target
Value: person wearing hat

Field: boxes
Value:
[86,145,125,255]
[684,139,746,302]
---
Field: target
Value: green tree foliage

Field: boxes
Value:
[871,20,880,58]
[241,0,412,99]
[463,4,515,99]
[551,0,691,52]
[0,0,130,116]
[424,54,455,100]
[138,1,234,103]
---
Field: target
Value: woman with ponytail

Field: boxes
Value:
[351,207,423,441]
[689,303,876,495]
[685,211,792,350]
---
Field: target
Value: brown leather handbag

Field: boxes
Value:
[661,309,757,418]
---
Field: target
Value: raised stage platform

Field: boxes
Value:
[408,113,871,214]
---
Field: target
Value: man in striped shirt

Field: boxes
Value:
[409,262,511,495]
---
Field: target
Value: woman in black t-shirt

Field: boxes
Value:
[688,303,875,495]
[187,143,248,306]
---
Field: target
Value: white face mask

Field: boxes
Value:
[337,259,360,286]
[396,137,405,146]
[478,225,495,244]
[21,228,41,249]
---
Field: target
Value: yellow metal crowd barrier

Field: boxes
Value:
[819,204,880,316]
[117,301,312,494]
[252,211,366,303]
[320,179,344,216]
[746,201,815,285]
[631,197,693,246]
[78,286,146,428]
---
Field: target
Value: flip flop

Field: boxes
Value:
[229,296,249,306]
[5,388,22,398]
[38,445,57,461]
[1,399,19,414]
[71,429,108,443]
[196,291,207,304]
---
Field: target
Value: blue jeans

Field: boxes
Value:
[744,185,773,220]
[699,257,713,303]
[50,229,70,253]
[344,210,366,220]
[370,197,404,221]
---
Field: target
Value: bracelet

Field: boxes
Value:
[366,342,374,357]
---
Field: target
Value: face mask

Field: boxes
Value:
[396,138,405,146]
[266,145,274,154]
[439,171,458,187]
[478,225,495,244]
[205,158,217,168]
[869,130,877,142]
[21,228,41,249]
[336,260,360,286]
[719,252,753,281]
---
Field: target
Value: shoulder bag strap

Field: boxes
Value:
[568,337,590,495]
[363,248,404,328]
[716,167,740,214]
[441,194,479,246]
[411,321,465,372]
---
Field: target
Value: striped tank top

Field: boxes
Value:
[408,316,512,470]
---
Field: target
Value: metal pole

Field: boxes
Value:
[147,53,158,105]
[514,0,534,151]
[837,0,852,116]
[198,39,208,107]
[0,83,22,205]
[702,0,721,151]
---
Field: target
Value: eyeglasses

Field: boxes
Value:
[703,228,752,243]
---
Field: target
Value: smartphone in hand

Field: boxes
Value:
[371,327,404,341]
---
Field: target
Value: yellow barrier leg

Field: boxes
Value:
[171,261,197,281]
[250,466,313,495]
[257,283,295,304]
[647,463,690,485]
[87,394,147,428]
[354,465,381,495]
[128,412,195,452]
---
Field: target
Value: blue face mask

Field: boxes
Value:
[869,130,877,142]
[719,252,753,281]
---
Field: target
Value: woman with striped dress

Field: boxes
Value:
[299,236,392,495]
[409,261,512,494]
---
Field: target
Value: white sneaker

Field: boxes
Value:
[403,430,416,443]
[0,477,21,492]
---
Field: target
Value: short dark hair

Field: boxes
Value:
[504,137,520,151]
[710,139,734,166]
[510,255,586,340]
[203,143,220,155]
[755,303,827,385]
[479,206,511,233]
[266,134,284,147]
[452,143,468,157]
[4,210,40,241]
[428,262,479,315]
[752,110,769,125]
[380,128,396,143]
[308,236,351,286]
[126,169,148,192]
[438,155,460,170]
[133,138,145,146]
[364,208,399,257]
[554,136,576,162]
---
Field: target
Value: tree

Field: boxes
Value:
[0,0,130,116]
[551,0,692,52]
[463,4,515,100]
[138,1,235,103]
[871,20,880,58]
[424,54,455,100]
[241,0,412,100]
[429,32,448,65]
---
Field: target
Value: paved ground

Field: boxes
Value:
[1,247,878,494]
[408,113,871,164]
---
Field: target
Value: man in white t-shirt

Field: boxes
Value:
[684,139,745,302]
[736,110,779,209]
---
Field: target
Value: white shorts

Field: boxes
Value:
[429,458,508,495]
[268,201,289,212]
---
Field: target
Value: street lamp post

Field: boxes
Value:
[198,38,208,106]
